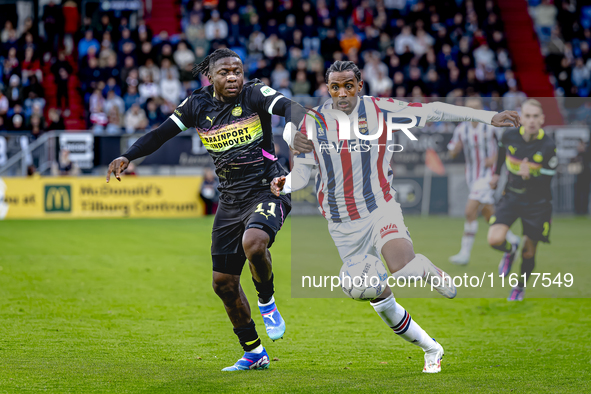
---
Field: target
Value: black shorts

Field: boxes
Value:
[211,192,291,275]
[490,192,552,243]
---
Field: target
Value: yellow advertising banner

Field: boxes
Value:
[0,176,205,219]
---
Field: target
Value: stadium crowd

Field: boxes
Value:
[529,0,591,98]
[0,0,523,137]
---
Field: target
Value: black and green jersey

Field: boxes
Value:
[123,79,303,201]
[496,127,557,202]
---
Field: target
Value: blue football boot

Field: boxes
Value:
[258,296,286,341]
[221,348,270,371]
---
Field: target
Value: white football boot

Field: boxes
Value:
[448,251,470,266]
[423,339,444,373]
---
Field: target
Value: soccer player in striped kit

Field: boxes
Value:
[273,61,520,373]
[447,96,520,266]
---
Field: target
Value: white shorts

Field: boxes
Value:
[327,198,413,261]
[468,177,495,205]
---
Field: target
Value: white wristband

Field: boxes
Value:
[283,122,296,147]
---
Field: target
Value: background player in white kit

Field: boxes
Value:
[447,97,520,265]
[274,61,520,373]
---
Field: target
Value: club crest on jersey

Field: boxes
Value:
[232,106,242,117]
[533,152,543,162]
[358,117,369,135]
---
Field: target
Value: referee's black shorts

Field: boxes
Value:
[490,192,552,243]
[211,191,291,275]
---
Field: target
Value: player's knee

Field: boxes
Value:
[212,276,239,301]
[487,230,505,247]
[465,207,477,222]
[243,231,269,262]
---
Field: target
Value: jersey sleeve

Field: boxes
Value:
[447,123,463,151]
[540,140,558,177]
[294,112,318,165]
[376,98,497,127]
[249,82,288,116]
[170,95,197,131]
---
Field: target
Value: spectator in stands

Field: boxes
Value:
[185,14,204,50]
[271,63,290,89]
[264,34,287,59]
[340,27,362,56]
[90,101,108,133]
[291,71,311,97]
[42,1,63,50]
[3,48,19,82]
[139,58,160,84]
[46,108,65,131]
[139,74,160,103]
[62,0,80,55]
[124,103,148,133]
[159,58,179,82]
[160,70,182,106]
[51,149,80,176]
[104,89,125,116]
[571,58,590,96]
[29,114,45,140]
[51,52,73,114]
[21,47,42,84]
[503,79,527,110]
[174,42,195,70]
[145,98,165,129]
[123,84,141,111]
[9,111,26,132]
[530,0,557,41]
[78,29,99,59]
[106,106,123,134]
[6,75,23,107]
[205,10,228,41]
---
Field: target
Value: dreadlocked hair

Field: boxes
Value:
[325,60,362,83]
[192,48,241,77]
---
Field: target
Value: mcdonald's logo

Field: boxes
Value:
[44,185,71,212]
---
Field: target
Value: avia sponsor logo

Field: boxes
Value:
[380,223,399,238]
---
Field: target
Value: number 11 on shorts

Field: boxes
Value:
[255,202,276,219]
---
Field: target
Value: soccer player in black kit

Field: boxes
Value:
[106,49,305,371]
[487,99,557,301]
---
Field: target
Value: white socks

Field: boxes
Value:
[371,295,436,352]
[249,344,264,354]
[459,220,478,256]
[391,253,431,280]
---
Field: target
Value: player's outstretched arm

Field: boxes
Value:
[106,117,184,183]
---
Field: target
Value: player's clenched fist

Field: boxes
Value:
[489,174,500,190]
[270,176,286,196]
[291,131,314,155]
[106,156,130,183]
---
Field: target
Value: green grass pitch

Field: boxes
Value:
[0,216,590,393]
